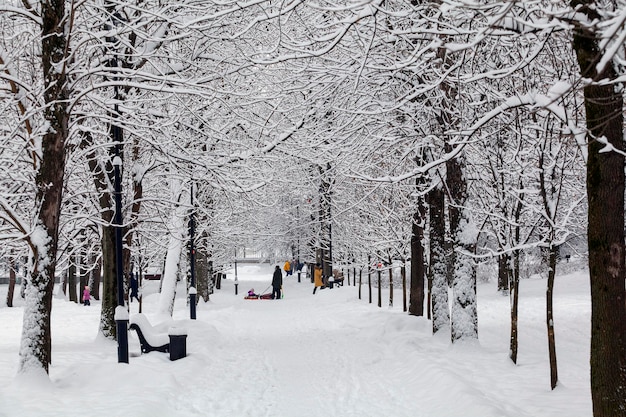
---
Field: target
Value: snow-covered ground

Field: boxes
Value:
[0,263,591,417]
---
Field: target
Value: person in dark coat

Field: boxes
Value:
[130,275,139,302]
[272,265,283,299]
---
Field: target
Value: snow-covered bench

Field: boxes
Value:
[328,270,344,288]
[129,314,170,354]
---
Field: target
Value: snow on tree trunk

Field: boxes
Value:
[19,0,69,374]
[157,186,187,317]
[100,224,117,338]
[428,185,449,334]
[319,163,333,278]
[450,225,478,341]
[20,241,55,375]
[196,247,210,302]
[447,152,478,342]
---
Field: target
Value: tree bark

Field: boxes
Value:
[100,224,117,337]
[571,2,626,414]
[368,255,372,304]
[428,185,449,334]
[79,254,88,304]
[158,200,186,317]
[509,181,524,364]
[547,244,558,390]
[409,192,425,316]
[447,151,478,342]
[196,248,209,302]
[18,0,69,374]
[401,264,407,313]
[509,250,520,364]
[6,259,16,307]
[318,163,333,278]
[497,253,510,294]
[91,254,101,301]
[68,260,77,303]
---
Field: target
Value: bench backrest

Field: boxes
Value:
[130,314,170,347]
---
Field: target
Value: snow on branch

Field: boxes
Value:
[597,7,626,74]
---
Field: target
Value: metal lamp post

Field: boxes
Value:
[112,142,128,363]
[106,2,128,363]
[189,181,196,320]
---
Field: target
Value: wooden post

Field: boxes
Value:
[401,264,407,312]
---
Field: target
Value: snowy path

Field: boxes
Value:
[0,264,592,417]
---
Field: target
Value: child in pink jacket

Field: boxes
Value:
[83,286,91,306]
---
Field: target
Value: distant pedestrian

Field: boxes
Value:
[272,265,283,299]
[130,276,139,302]
[284,260,292,276]
[83,286,91,306]
[313,264,324,294]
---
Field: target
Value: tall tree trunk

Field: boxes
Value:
[7,259,16,307]
[79,254,88,304]
[91,254,101,301]
[427,265,432,320]
[547,244,559,390]
[318,163,333,278]
[497,253,510,294]
[121,137,145,302]
[447,151,478,342]
[208,259,214,295]
[82,132,117,338]
[100,225,117,337]
[367,255,372,304]
[510,249,520,364]
[571,2,626,414]
[509,181,524,364]
[428,185,449,334]
[401,264,407,313]
[158,191,186,317]
[196,248,209,302]
[409,192,425,316]
[19,0,69,374]
[68,259,77,303]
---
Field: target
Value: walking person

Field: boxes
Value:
[272,265,283,299]
[313,263,324,294]
[83,285,91,306]
[130,275,139,302]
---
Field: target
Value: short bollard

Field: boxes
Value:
[169,327,188,361]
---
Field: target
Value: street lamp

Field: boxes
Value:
[112,146,128,363]
[106,2,128,363]
[188,181,196,320]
